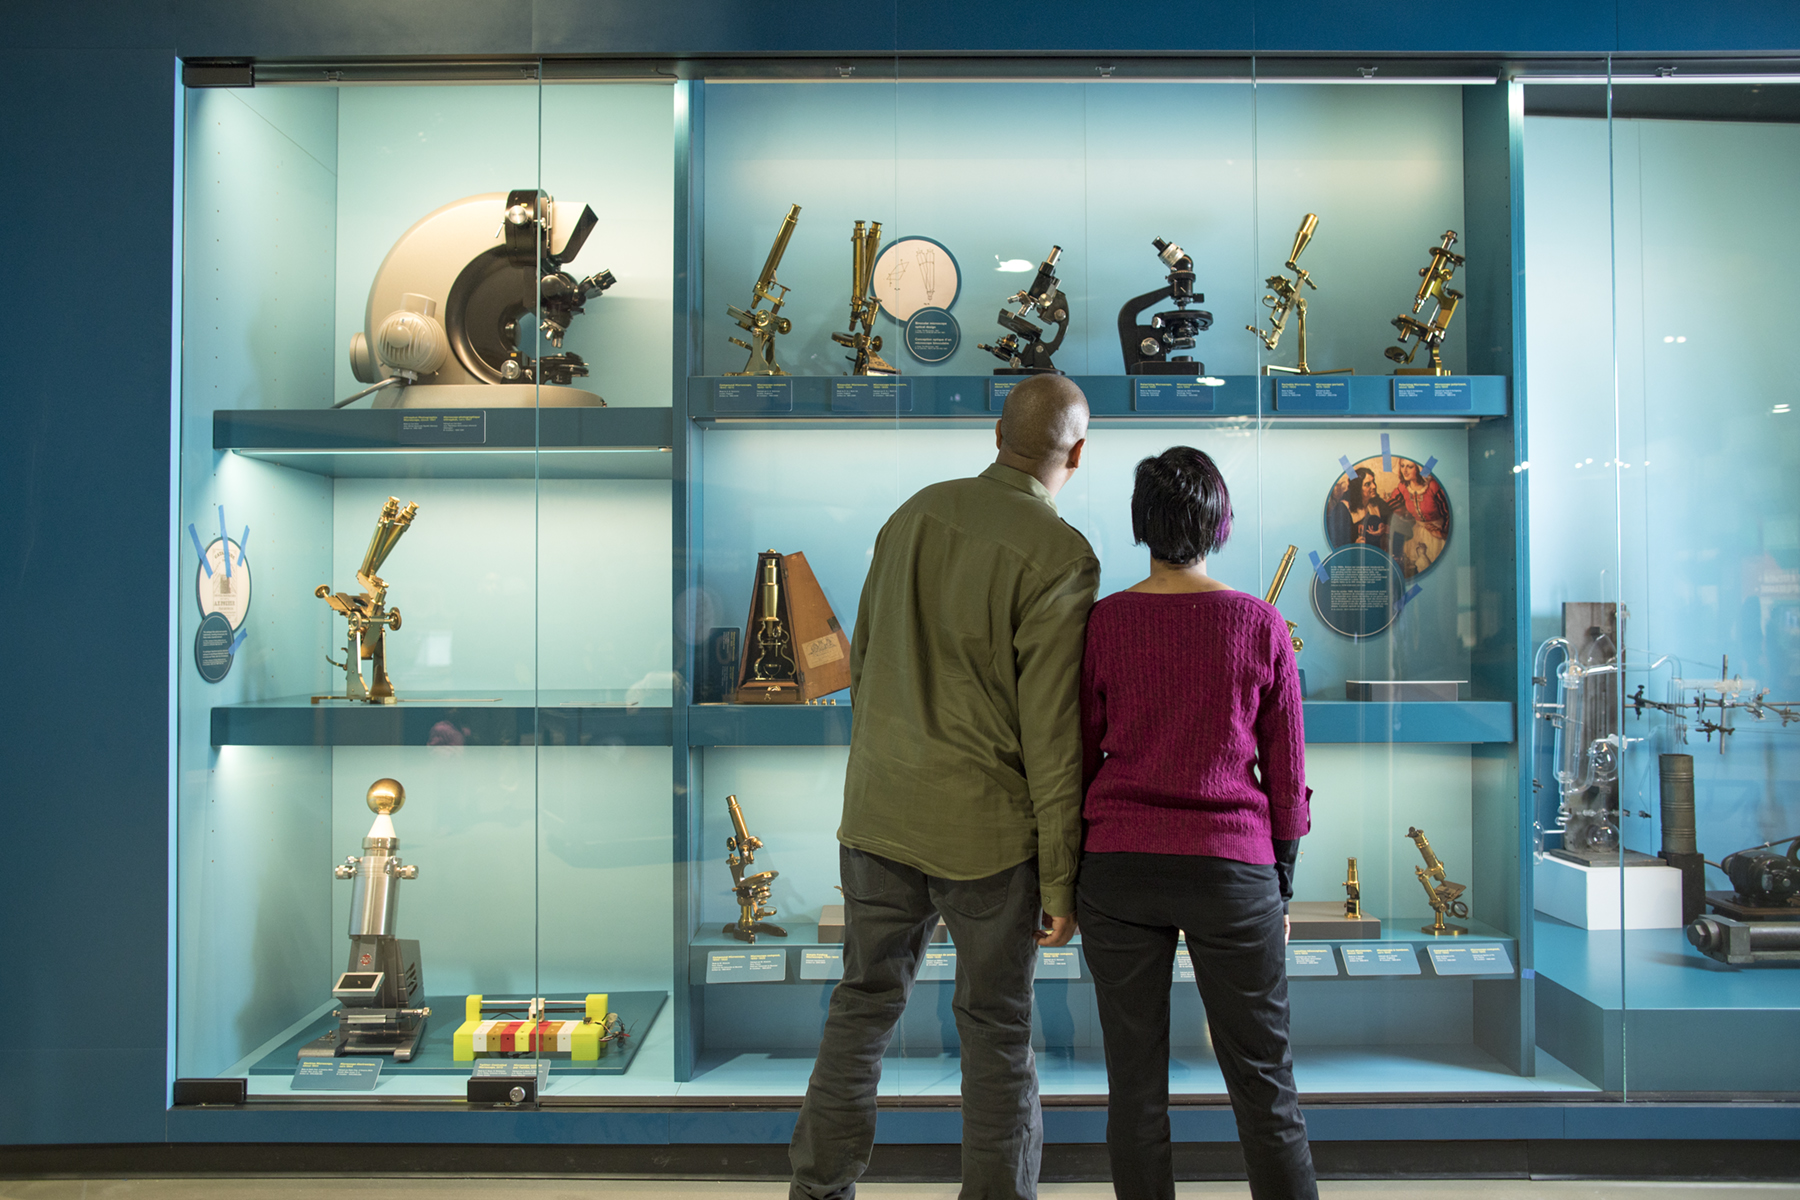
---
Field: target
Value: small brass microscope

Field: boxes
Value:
[724,794,786,943]
[315,497,417,704]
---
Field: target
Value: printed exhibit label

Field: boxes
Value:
[1393,378,1473,412]
[1340,943,1423,976]
[918,947,957,981]
[1427,943,1515,976]
[904,307,960,363]
[800,948,845,980]
[471,1060,550,1086]
[1036,949,1081,980]
[1285,943,1340,977]
[398,412,487,444]
[292,1059,382,1090]
[831,378,913,413]
[1274,378,1351,412]
[707,949,788,982]
[715,379,795,413]
[987,378,1021,412]
[1133,378,1219,413]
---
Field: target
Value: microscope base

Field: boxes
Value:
[297,1016,428,1063]
[1265,365,1353,376]
[372,383,606,408]
[991,367,1064,376]
[1393,366,1453,377]
[724,921,788,944]
[1128,360,1208,376]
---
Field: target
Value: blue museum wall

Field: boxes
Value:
[0,49,178,1144]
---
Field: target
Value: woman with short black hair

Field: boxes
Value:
[1077,445,1318,1200]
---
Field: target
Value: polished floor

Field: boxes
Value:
[0,1181,1795,1198]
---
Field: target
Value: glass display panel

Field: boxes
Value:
[1524,69,1800,1096]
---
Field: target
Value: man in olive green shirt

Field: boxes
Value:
[790,376,1100,1200]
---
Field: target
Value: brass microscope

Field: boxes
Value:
[1263,544,1305,656]
[1385,230,1464,375]
[314,497,417,704]
[1248,214,1351,376]
[299,779,430,1061]
[1407,825,1469,936]
[832,220,898,376]
[724,794,786,944]
[979,246,1070,374]
[727,204,801,376]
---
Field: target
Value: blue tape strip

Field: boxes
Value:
[1421,456,1438,479]
[1338,455,1356,480]
[1381,433,1392,473]
[229,629,247,655]
[1308,550,1328,582]
[188,524,211,578]
[217,506,232,579]
[238,525,250,565]
[1396,583,1423,612]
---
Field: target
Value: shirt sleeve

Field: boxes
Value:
[1254,614,1311,841]
[1079,610,1106,793]
[1015,550,1101,917]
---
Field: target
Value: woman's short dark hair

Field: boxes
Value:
[1131,446,1233,565]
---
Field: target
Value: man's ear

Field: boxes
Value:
[995,419,1004,451]
[1066,438,1087,470]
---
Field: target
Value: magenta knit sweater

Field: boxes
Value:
[1079,589,1311,863]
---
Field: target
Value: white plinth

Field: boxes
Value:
[1534,854,1684,930]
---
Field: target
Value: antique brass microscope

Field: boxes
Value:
[1263,544,1305,656]
[1385,230,1464,375]
[979,246,1070,374]
[727,204,801,376]
[315,497,417,704]
[1248,214,1351,377]
[724,794,786,943]
[1407,825,1469,936]
[1118,237,1213,374]
[299,779,430,1061]
[1343,857,1364,920]
[832,220,898,376]
[737,550,799,702]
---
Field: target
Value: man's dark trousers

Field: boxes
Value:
[1077,851,1318,1200]
[790,846,1044,1200]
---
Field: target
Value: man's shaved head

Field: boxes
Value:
[998,375,1089,464]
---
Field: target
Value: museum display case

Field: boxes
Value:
[172,52,1797,1111]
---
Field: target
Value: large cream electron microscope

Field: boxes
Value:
[339,189,615,409]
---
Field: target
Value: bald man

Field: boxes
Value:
[791,375,1101,1200]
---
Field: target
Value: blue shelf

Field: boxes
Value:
[686,701,1512,746]
[688,375,1506,422]
[211,693,673,747]
[215,407,674,479]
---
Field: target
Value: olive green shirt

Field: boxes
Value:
[839,463,1101,917]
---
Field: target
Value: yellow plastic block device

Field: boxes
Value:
[452,994,610,1061]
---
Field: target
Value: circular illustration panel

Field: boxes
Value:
[194,611,236,683]
[1311,544,1404,639]
[904,307,961,363]
[1322,455,1451,580]
[196,537,252,629]
[872,237,960,322]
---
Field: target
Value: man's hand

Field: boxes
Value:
[1284,914,1291,945]
[1037,912,1077,946]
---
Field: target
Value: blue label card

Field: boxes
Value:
[715,379,795,413]
[1341,943,1423,976]
[919,947,957,981]
[1036,949,1081,980]
[904,307,960,364]
[707,948,789,982]
[471,1060,550,1087]
[1274,379,1351,412]
[800,948,845,980]
[397,412,487,445]
[831,379,913,413]
[1393,378,1473,412]
[292,1059,382,1091]
[1133,378,1219,413]
[988,378,1019,412]
[1286,943,1341,977]
[1427,943,1515,976]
